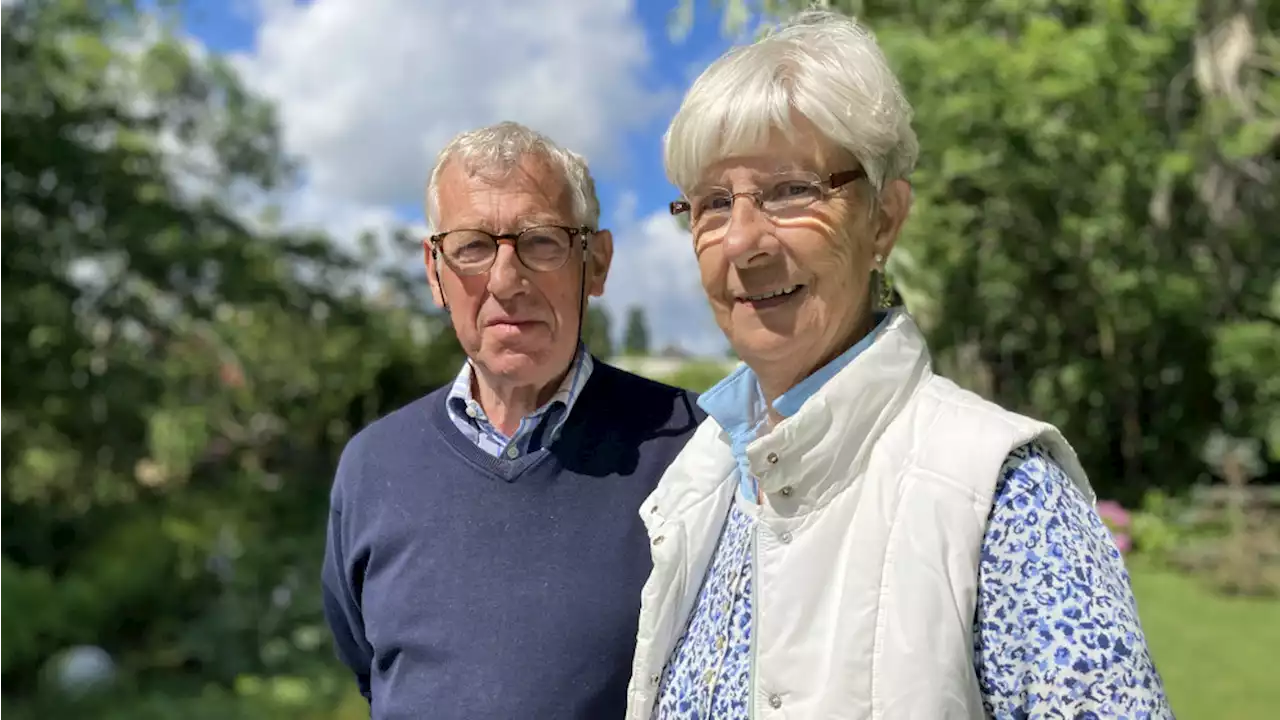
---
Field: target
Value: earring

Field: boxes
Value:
[872,254,894,309]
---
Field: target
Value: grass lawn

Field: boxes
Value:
[1130,563,1280,720]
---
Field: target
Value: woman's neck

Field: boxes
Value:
[755,311,877,416]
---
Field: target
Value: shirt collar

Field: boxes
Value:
[698,310,892,438]
[447,345,593,443]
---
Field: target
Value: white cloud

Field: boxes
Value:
[215,0,725,351]
[233,0,663,213]
[601,193,725,356]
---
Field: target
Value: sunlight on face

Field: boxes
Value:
[689,126,897,395]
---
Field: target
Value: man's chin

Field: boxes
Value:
[474,344,561,382]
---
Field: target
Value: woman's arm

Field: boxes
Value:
[973,441,1173,718]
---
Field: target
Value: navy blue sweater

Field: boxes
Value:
[321,361,704,719]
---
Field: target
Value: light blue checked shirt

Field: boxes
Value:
[445,346,593,459]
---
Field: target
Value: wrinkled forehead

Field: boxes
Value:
[437,155,575,229]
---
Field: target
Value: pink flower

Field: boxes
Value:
[1113,532,1132,554]
[1096,500,1131,530]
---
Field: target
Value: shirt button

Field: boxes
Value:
[779,485,793,497]
[505,446,519,459]
[465,404,478,418]
[766,452,779,464]
[780,531,792,544]
[769,693,783,709]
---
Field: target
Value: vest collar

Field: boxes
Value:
[669,309,933,518]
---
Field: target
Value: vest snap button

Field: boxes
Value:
[652,535,665,546]
[779,485,793,496]
[650,673,660,685]
[780,531,792,544]
[766,452,779,464]
[769,693,783,708]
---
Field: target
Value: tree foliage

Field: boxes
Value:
[583,304,615,359]
[2,0,462,714]
[678,0,1280,501]
[623,306,652,356]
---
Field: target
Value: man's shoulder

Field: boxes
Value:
[586,359,706,425]
[349,385,447,448]
[331,386,449,495]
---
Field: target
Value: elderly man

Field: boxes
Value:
[321,122,704,719]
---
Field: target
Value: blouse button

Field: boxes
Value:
[766,452,779,464]
[779,485,793,497]
[769,693,783,709]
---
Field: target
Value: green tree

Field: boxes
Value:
[623,306,652,356]
[583,304,614,359]
[675,0,1279,501]
[1,1,462,715]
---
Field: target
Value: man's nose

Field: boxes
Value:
[721,196,778,268]
[486,243,527,298]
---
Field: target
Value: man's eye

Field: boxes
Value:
[699,195,732,213]
[453,241,490,259]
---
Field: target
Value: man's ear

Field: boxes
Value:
[586,229,614,297]
[423,239,446,308]
[872,179,912,260]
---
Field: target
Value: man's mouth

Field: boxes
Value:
[486,316,537,327]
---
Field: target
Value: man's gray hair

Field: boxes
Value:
[426,121,602,231]
[664,10,918,194]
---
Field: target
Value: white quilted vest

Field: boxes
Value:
[625,310,1094,719]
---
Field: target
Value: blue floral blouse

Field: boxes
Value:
[651,441,1173,719]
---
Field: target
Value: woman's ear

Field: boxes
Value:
[872,179,912,258]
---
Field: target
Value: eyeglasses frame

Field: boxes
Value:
[427,224,595,276]
[668,168,868,220]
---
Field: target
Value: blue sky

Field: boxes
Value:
[178,0,738,353]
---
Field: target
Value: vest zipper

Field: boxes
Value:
[747,523,761,720]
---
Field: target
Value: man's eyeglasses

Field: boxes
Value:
[670,169,866,234]
[428,225,593,276]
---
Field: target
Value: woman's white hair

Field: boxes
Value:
[426,121,601,230]
[664,10,918,194]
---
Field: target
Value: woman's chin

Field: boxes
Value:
[729,330,810,367]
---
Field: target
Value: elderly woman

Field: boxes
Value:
[626,11,1172,720]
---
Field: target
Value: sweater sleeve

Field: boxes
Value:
[972,441,1173,719]
[321,450,374,706]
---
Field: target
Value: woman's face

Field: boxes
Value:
[687,127,911,396]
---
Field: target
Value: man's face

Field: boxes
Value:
[425,156,613,390]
